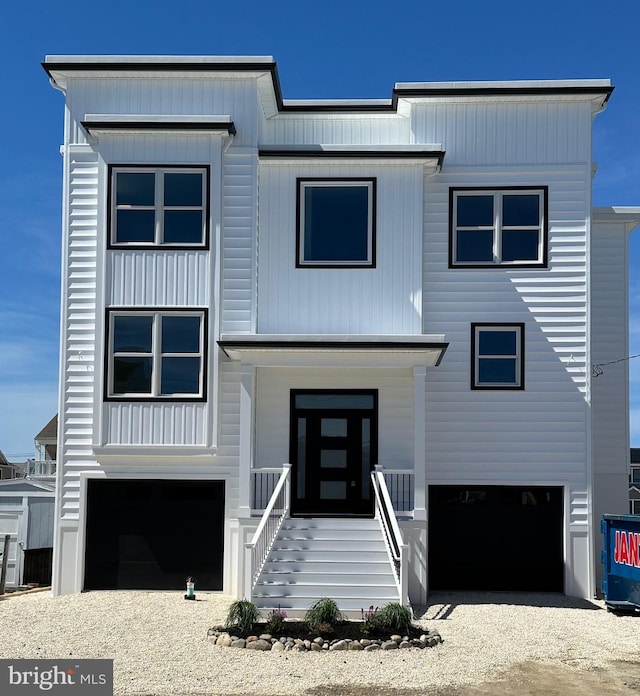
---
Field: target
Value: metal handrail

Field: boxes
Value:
[371,464,409,607]
[245,464,291,595]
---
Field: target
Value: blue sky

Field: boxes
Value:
[0,0,639,458]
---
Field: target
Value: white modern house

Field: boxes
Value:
[43,55,639,611]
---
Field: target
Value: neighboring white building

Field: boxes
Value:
[630,449,640,515]
[43,56,639,610]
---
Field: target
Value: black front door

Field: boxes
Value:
[290,390,377,517]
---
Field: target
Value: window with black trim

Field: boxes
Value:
[109,166,209,247]
[471,323,524,390]
[106,309,207,400]
[450,188,547,267]
[296,178,376,267]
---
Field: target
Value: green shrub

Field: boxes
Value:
[304,597,344,632]
[373,602,413,634]
[225,599,260,634]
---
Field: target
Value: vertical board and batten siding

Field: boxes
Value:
[99,135,222,447]
[409,100,593,166]
[26,498,55,550]
[108,252,209,305]
[261,114,410,146]
[254,368,415,470]
[65,77,260,147]
[257,162,423,334]
[221,149,257,333]
[423,165,591,483]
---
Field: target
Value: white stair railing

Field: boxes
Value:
[371,464,409,608]
[244,463,291,598]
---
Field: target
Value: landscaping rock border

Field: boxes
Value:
[207,627,443,652]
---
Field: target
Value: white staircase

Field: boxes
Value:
[252,517,400,616]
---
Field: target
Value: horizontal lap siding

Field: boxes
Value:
[424,166,590,482]
[257,163,423,334]
[61,149,100,520]
[222,150,256,333]
[591,223,629,475]
[254,368,414,470]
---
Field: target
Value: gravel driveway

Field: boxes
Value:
[1,590,639,695]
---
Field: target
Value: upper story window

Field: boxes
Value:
[450,188,547,268]
[109,166,209,248]
[106,309,207,401]
[296,178,376,268]
[471,323,524,390]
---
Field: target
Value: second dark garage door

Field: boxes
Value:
[84,479,225,591]
[428,485,563,592]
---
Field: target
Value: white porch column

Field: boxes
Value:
[238,363,255,518]
[413,366,427,521]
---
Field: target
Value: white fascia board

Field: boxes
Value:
[218,334,448,368]
[261,144,442,153]
[44,55,275,65]
[82,114,236,136]
[282,99,392,108]
[395,79,612,90]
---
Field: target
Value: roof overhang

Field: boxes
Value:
[259,144,444,169]
[593,207,640,233]
[81,114,236,136]
[43,57,613,115]
[218,334,448,368]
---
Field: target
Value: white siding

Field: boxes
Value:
[262,114,409,145]
[409,100,592,166]
[59,147,101,521]
[222,149,257,333]
[591,222,630,478]
[254,367,415,470]
[423,165,590,483]
[65,78,259,147]
[105,403,207,445]
[108,251,209,306]
[257,162,423,334]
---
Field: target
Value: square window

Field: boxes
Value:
[107,310,206,400]
[471,324,524,389]
[109,167,209,248]
[297,178,375,267]
[450,188,547,267]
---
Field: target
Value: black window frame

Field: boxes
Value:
[104,308,208,402]
[295,177,377,268]
[471,322,525,390]
[108,165,210,250]
[449,187,548,268]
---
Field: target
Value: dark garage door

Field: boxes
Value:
[429,485,563,592]
[85,480,224,591]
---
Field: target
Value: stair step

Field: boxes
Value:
[261,561,391,573]
[258,572,395,585]
[277,530,382,541]
[254,586,399,600]
[284,518,380,531]
[267,550,389,563]
[272,540,386,552]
